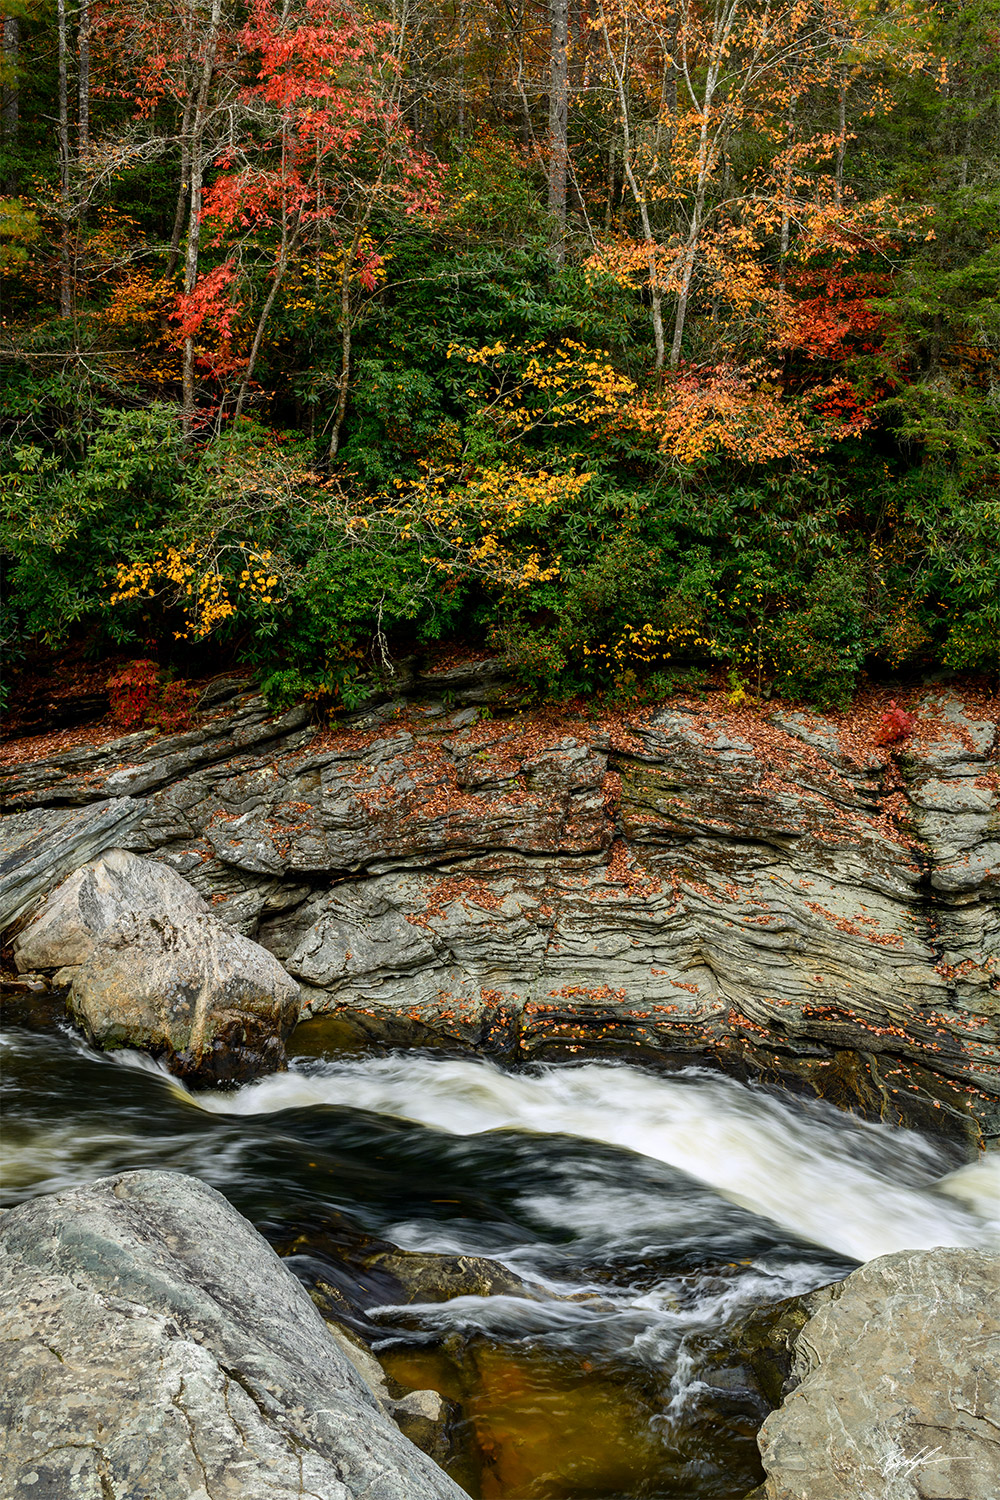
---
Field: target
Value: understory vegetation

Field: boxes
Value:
[1,0,997,715]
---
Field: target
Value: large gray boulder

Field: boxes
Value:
[756,1247,1000,1500]
[0,1170,467,1500]
[13,850,299,1082]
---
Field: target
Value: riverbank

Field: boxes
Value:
[3,669,998,1139]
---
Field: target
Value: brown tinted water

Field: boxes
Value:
[4,1004,997,1500]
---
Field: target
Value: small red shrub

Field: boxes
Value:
[107,661,193,734]
[875,700,915,746]
[107,659,160,729]
[146,679,194,733]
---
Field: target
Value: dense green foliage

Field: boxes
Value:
[1,0,997,712]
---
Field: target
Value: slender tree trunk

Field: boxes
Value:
[668,234,696,369]
[457,0,466,147]
[779,92,795,295]
[2,16,19,146]
[57,0,73,318]
[236,137,299,420]
[571,0,585,90]
[166,91,195,278]
[667,55,719,369]
[515,52,535,155]
[835,72,847,205]
[181,0,222,429]
[328,251,355,461]
[182,139,205,422]
[599,12,665,367]
[235,238,294,420]
[78,0,90,153]
[548,0,569,263]
[604,138,615,231]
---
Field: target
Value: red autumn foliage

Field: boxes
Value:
[107,661,193,733]
[107,659,160,727]
[147,679,195,733]
[781,270,890,362]
[169,261,243,376]
[875,701,915,746]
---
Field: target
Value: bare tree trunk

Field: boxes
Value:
[457,0,466,147]
[235,241,292,420]
[779,92,795,295]
[182,0,223,430]
[668,235,696,369]
[571,0,585,90]
[78,0,90,153]
[236,139,300,420]
[604,137,615,231]
[835,73,847,205]
[667,45,720,369]
[166,93,195,278]
[2,16,19,145]
[57,0,73,318]
[599,12,665,366]
[548,0,569,263]
[328,250,355,461]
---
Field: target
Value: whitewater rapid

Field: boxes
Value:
[5,1028,999,1403]
[187,1054,1000,1264]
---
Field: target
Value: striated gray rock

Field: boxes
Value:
[13,850,299,1082]
[0,798,141,931]
[1,684,997,1132]
[756,1247,1000,1500]
[0,1170,467,1500]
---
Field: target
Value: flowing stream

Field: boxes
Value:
[3,1011,999,1500]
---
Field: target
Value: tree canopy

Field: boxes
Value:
[1,0,997,712]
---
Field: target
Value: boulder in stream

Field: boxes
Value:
[12,849,299,1082]
[0,1170,467,1500]
[756,1246,1000,1499]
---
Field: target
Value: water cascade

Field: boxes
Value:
[3,1023,998,1499]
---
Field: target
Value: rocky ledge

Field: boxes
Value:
[1,672,997,1136]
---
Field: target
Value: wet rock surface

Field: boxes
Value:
[0,1170,467,1500]
[13,850,299,1082]
[2,680,997,1132]
[756,1247,1000,1500]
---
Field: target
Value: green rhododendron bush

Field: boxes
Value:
[2,0,997,711]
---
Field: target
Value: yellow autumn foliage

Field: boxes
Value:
[112,542,279,639]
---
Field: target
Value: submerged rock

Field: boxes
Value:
[756,1246,1000,1499]
[12,849,299,1082]
[0,1170,466,1500]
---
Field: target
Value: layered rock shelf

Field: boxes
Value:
[2,670,998,1136]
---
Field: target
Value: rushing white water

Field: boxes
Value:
[187,1054,1000,1263]
[6,1024,999,1463]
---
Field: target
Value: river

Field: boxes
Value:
[3,1011,999,1499]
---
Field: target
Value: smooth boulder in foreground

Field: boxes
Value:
[0,1170,467,1500]
[757,1245,1000,1499]
[13,849,299,1082]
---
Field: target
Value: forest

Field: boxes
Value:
[1,0,997,716]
